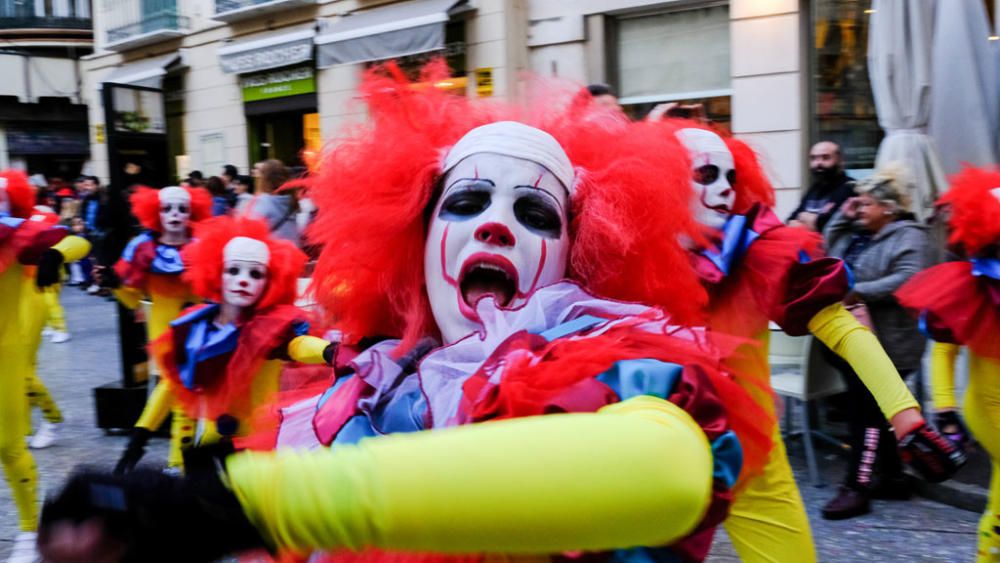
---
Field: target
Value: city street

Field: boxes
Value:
[0,289,983,562]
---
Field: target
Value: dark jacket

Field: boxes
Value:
[825,212,931,372]
[787,172,856,231]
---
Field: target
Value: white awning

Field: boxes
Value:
[316,0,471,68]
[102,53,183,89]
[218,28,315,74]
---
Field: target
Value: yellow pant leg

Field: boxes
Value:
[21,281,62,425]
[963,353,1000,562]
[168,407,196,469]
[931,342,960,411]
[724,424,816,563]
[43,284,67,333]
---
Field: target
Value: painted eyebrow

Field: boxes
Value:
[514,184,564,212]
[444,177,495,194]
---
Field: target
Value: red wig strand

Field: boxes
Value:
[183,216,307,311]
[725,137,776,213]
[939,166,1000,255]
[306,62,708,350]
[1,170,36,219]
[130,186,213,233]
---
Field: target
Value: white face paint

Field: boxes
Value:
[159,187,191,237]
[222,260,268,308]
[676,128,736,231]
[424,153,571,343]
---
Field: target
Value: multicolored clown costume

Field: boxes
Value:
[101,186,211,471]
[663,122,963,562]
[140,217,333,453]
[0,170,89,556]
[37,65,769,563]
[897,167,1000,562]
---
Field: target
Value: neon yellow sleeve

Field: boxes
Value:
[808,303,919,420]
[227,395,712,555]
[112,286,143,310]
[286,335,330,364]
[930,342,960,411]
[50,234,91,263]
[135,380,175,431]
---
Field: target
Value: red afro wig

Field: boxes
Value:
[130,186,213,233]
[938,166,1000,256]
[306,61,707,351]
[725,136,776,213]
[1,170,36,219]
[183,216,307,311]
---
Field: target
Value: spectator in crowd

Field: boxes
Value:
[788,141,856,232]
[77,176,107,294]
[205,176,232,216]
[586,83,621,112]
[820,166,931,520]
[242,159,299,245]
[232,175,254,214]
[186,170,205,188]
[221,164,240,206]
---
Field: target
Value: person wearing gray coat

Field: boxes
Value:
[819,167,931,520]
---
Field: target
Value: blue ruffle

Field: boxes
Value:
[702,214,759,277]
[174,304,239,390]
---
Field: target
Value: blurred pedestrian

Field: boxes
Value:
[821,166,931,519]
[233,175,254,214]
[586,83,621,112]
[788,141,856,232]
[242,159,299,245]
[206,176,232,216]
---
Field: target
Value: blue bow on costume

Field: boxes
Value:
[701,214,759,278]
[173,304,239,390]
[972,257,1000,281]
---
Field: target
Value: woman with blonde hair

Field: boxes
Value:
[821,165,936,519]
[242,159,299,245]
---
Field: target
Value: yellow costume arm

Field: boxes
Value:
[808,303,919,420]
[227,395,712,555]
[135,380,175,431]
[286,335,331,364]
[111,286,143,310]
[930,342,960,411]
[50,235,91,263]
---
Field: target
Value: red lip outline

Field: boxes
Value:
[454,252,520,321]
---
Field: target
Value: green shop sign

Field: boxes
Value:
[241,66,315,102]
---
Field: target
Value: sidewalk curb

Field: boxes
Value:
[914,478,988,513]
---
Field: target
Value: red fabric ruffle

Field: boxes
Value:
[113,239,191,299]
[0,220,63,274]
[897,262,1000,360]
[154,304,309,423]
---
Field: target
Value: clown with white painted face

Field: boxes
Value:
[104,185,213,474]
[666,122,962,561]
[425,121,572,343]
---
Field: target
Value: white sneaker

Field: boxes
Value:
[29,421,59,449]
[41,327,53,338]
[86,284,100,294]
[49,331,70,343]
[6,531,40,563]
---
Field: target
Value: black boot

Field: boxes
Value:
[821,485,871,520]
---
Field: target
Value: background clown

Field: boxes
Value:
[664,121,963,561]
[37,65,766,563]
[0,170,90,563]
[96,185,212,473]
[897,166,1000,562]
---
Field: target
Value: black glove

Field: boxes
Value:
[933,410,972,449]
[322,343,337,366]
[39,465,267,563]
[36,248,64,288]
[898,422,967,483]
[94,264,122,289]
[113,428,152,476]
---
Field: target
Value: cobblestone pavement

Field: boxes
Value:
[1,289,982,561]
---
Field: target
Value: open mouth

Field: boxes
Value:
[709,204,731,213]
[459,253,519,311]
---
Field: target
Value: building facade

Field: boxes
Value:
[82,0,976,217]
[0,0,92,179]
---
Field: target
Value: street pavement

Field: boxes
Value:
[0,288,983,561]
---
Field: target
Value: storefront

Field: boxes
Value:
[218,27,317,169]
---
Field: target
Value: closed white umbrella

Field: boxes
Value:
[928,1,1000,176]
[867,0,947,219]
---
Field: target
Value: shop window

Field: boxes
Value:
[811,0,882,172]
[608,3,731,126]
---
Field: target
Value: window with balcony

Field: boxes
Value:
[0,0,91,29]
[103,0,188,50]
[608,2,731,127]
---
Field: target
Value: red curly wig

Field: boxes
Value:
[938,166,1000,256]
[1,170,36,219]
[130,186,213,233]
[183,216,307,311]
[306,62,707,351]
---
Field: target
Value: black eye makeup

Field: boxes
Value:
[439,181,493,220]
[725,169,736,186]
[226,266,240,276]
[160,204,190,214]
[693,165,720,185]
[514,193,562,238]
[249,268,265,280]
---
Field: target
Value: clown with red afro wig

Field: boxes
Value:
[101,185,214,473]
[897,169,1000,556]
[101,62,786,563]
[649,118,960,559]
[0,168,91,545]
